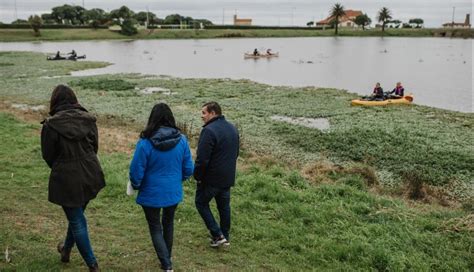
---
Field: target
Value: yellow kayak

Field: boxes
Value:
[351,94,414,106]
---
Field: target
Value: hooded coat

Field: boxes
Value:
[129,127,194,208]
[41,107,105,207]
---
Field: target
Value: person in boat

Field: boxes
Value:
[363,82,384,101]
[54,51,61,59]
[266,49,273,56]
[253,48,260,56]
[68,50,77,59]
[387,82,404,99]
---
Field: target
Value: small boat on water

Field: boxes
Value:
[244,52,279,59]
[351,94,414,106]
[47,55,86,61]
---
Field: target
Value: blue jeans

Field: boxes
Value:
[195,185,231,240]
[62,204,97,267]
[142,204,178,270]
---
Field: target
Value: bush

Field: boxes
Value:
[120,19,138,35]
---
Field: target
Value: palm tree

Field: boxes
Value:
[377,7,392,32]
[330,3,345,35]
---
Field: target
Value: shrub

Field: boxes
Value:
[120,19,138,35]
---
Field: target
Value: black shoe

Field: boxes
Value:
[160,265,173,272]
[57,242,71,263]
[210,235,228,248]
[89,263,99,272]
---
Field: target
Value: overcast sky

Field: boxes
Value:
[1,0,472,27]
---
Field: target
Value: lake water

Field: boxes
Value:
[1,37,472,112]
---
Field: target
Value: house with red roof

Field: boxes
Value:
[316,10,363,28]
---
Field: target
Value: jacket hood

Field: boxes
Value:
[46,109,96,140]
[150,127,181,151]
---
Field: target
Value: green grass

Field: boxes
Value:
[1,28,472,42]
[0,112,472,271]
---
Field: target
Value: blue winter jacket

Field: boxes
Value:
[129,127,194,208]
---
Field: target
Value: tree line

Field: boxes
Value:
[13,5,214,36]
[312,3,424,34]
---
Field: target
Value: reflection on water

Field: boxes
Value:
[0,37,472,112]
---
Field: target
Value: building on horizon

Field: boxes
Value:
[442,14,471,28]
[233,14,252,26]
[316,10,363,28]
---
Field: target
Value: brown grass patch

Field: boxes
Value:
[0,101,140,155]
[302,160,343,184]
[441,214,474,233]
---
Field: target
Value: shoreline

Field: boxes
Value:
[0,28,473,42]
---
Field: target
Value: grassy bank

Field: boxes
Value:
[0,111,472,271]
[1,28,472,42]
[0,51,473,270]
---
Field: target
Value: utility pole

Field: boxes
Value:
[452,6,455,28]
[222,8,225,25]
[291,7,295,26]
[14,0,18,21]
[146,6,149,29]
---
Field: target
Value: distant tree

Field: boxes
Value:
[409,18,424,28]
[330,3,345,35]
[72,5,86,25]
[84,8,107,24]
[41,13,56,24]
[307,21,314,27]
[90,20,100,29]
[354,14,371,30]
[28,15,43,36]
[151,17,164,25]
[193,19,213,26]
[388,19,401,28]
[110,6,134,21]
[120,18,138,35]
[12,19,28,24]
[134,11,157,25]
[377,7,392,32]
[51,5,77,24]
[164,14,185,25]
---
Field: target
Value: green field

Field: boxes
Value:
[0,51,473,271]
[1,27,472,42]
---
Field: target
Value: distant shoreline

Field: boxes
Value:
[1,28,472,42]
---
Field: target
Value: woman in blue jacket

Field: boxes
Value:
[129,103,194,272]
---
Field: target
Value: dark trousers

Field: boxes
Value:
[195,185,231,240]
[142,204,178,269]
[62,203,97,267]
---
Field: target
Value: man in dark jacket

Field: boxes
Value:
[194,101,239,247]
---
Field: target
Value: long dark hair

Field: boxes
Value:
[140,103,178,138]
[49,84,79,115]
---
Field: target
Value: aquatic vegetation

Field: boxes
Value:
[70,78,137,91]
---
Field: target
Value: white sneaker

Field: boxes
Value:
[210,235,228,247]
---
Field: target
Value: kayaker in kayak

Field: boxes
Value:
[266,49,274,56]
[68,50,77,59]
[386,82,404,99]
[55,51,61,59]
[362,82,384,101]
[253,48,260,56]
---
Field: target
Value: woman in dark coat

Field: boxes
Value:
[41,84,105,272]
